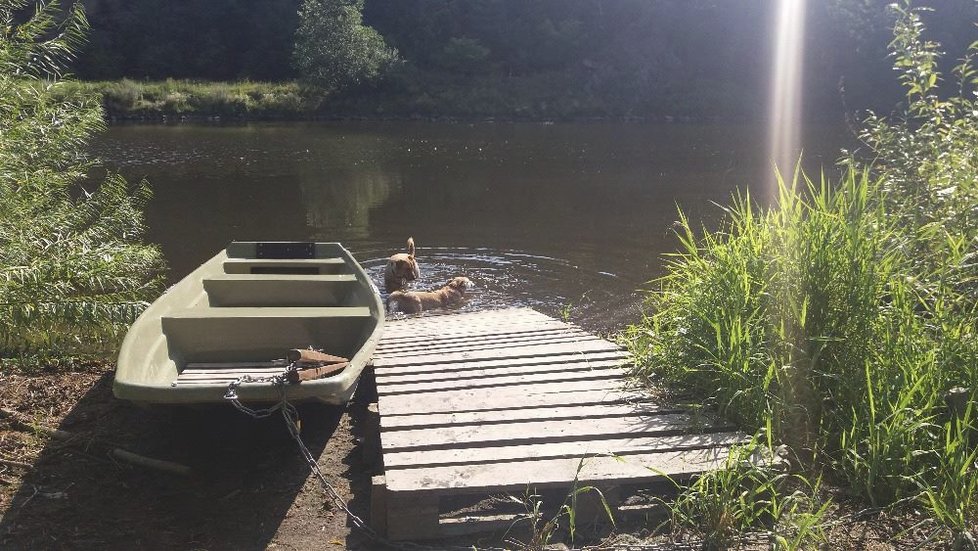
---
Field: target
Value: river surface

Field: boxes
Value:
[92,122,849,333]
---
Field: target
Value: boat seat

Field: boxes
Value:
[202,274,361,307]
[223,257,348,275]
[161,306,374,363]
[162,306,371,319]
[172,364,288,385]
[207,273,358,281]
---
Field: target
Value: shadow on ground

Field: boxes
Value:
[0,370,380,550]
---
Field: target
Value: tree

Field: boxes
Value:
[0,0,165,356]
[435,37,490,74]
[293,0,397,93]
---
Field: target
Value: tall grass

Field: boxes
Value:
[625,2,978,540]
[626,166,978,539]
[660,443,829,550]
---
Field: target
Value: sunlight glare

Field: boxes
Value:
[769,0,807,187]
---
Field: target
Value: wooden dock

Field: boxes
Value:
[369,308,747,540]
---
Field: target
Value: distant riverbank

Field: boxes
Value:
[62,78,766,123]
[60,80,316,121]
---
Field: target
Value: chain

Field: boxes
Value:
[223,365,295,419]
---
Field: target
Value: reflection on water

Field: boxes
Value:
[360,246,642,332]
[92,122,848,333]
[300,171,397,240]
[293,130,401,239]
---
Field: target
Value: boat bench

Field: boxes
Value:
[222,257,349,275]
[203,274,360,307]
[173,362,291,385]
[161,306,371,364]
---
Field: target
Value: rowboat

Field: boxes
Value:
[113,242,384,405]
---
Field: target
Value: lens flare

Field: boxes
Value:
[769,0,807,187]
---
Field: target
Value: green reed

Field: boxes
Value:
[627,1,978,542]
[505,458,616,549]
[656,442,828,551]
[625,166,978,537]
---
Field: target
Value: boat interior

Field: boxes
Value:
[117,242,383,396]
[176,242,377,362]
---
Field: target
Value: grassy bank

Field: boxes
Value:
[626,170,978,544]
[59,79,320,120]
[623,4,978,547]
[64,74,752,122]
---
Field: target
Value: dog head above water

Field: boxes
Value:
[384,237,421,292]
[446,276,475,292]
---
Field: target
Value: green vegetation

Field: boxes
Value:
[661,443,829,550]
[66,0,978,121]
[59,80,318,120]
[66,75,652,121]
[293,0,397,94]
[625,2,978,546]
[505,460,616,549]
[0,0,164,357]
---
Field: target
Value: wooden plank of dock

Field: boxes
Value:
[371,308,747,541]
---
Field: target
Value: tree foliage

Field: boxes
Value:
[856,1,978,298]
[60,0,978,118]
[75,0,301,81]
[293,0,397,93]
[0,0,165,356]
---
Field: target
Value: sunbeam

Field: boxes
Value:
[769,0,807,187]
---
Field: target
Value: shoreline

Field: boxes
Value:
[104,112,740,125]
[64,79,847,126]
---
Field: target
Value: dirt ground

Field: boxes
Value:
[0,363,380,551]
[0,364,970,550]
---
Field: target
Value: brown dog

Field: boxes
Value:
[384,237,421,293]
[387,276,474,314]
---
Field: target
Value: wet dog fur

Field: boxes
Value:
[387,276,474,314]
[384,237,421,293]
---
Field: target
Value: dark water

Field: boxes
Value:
[92,122,849,333]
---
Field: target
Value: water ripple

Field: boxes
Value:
[358,246,643,335]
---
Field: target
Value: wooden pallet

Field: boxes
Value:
[371,308,748,540]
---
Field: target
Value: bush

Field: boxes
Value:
[0,1,165,357]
